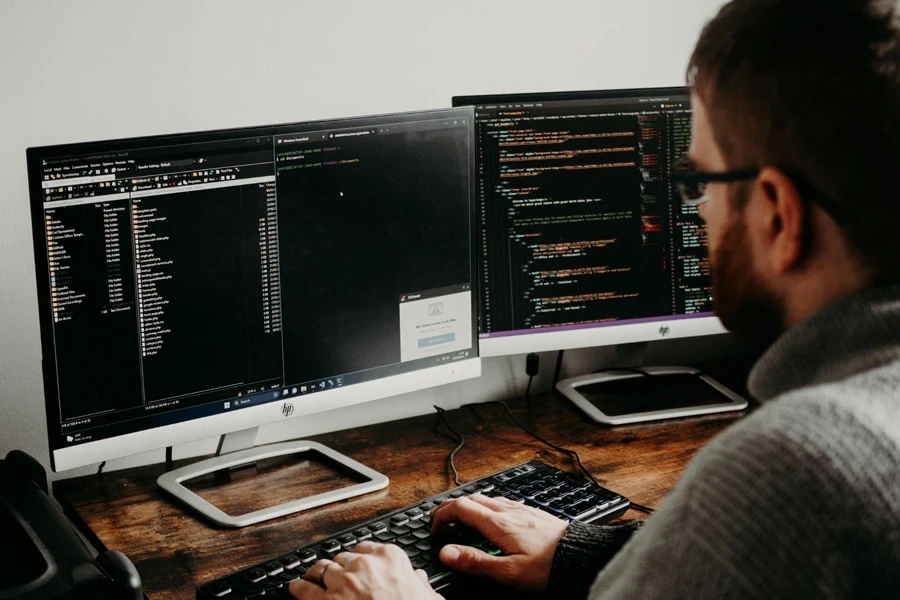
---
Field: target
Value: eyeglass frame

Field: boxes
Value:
[669,155,854,224]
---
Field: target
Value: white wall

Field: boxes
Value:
[0,0,733,481]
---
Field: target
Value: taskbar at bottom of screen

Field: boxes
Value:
[479,312,718,339]
[52,348,475,452]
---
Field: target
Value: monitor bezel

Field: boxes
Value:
[452,87,727,357]
[27,107,481,472]
[452,85,689,111]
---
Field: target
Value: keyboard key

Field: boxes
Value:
[548,501,569,513]
[406,508,424,519]
[390,526,410,536]
[424,548,441,563]
[279,555,301,569]
[411,557,429,569]
[390,515,410,525]
[369,521,388,533]
[564,501,597,519]
[375,531,396,542]
[353,528,372,540]
[245,568,266,583]
[425,563,450,578]
[480,541,501,555]
[432,497,447,504]
[462,486,478,494]
[262,562,283,576]
[397,535,418,546]
[337,534,356,546]
[415,541,432,552]
[449,490,465,498]
[278,570,300,582]
[419,503,435,512]
[298,550,317,563]
[412,529,431,540]
[406,520,425,531]
[320,541,341,554]
[403,546,421,558]
[533,493,552,506]
[208,581,232,597]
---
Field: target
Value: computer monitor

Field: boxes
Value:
[27,108,480,484]
[453,88,727,357]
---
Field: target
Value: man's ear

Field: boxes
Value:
[755,166,807,274]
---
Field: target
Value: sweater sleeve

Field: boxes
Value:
[546,520,644,597]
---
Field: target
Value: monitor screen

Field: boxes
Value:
[453,88,722,356]
[28,109,478,466]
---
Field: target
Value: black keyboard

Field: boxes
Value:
[197,460,630,598]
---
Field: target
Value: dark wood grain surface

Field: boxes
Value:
[54,365,754,600]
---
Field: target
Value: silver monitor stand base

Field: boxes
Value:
[157,428,389,528]
[555,342,748,425]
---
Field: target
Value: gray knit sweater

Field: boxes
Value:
[546,285,900,599]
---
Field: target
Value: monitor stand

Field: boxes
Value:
[156,428,389,528]
[555,342,748,425]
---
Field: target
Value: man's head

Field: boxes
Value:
[686,0,900,348]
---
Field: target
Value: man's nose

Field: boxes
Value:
[697,201,709,224]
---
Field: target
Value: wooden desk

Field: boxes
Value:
[54,376,753,600]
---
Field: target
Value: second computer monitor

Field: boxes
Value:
[453,88,726,357]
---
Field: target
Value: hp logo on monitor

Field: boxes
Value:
[658,324,671,338]
[282,403,295,418]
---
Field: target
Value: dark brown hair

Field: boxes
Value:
[688,0,900,280]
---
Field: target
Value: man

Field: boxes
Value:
[290,0,900,597]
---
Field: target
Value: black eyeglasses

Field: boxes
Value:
[670,155,854,224]
[670,155,759,206]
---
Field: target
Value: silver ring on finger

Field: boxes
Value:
[318,562,333,588]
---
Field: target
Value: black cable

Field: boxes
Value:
[525,376,533,402]
[434,405,465,486]
[165,446,173,471]
[464,400,602,487]
[553,350,565,386]
[97,461,106,475]
[629,502,655,514]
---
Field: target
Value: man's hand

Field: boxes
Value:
[289,542,442,600]
[430,493,568,591]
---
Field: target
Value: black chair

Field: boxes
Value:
[0,450,142,600]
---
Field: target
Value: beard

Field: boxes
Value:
[711,211,786,350]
